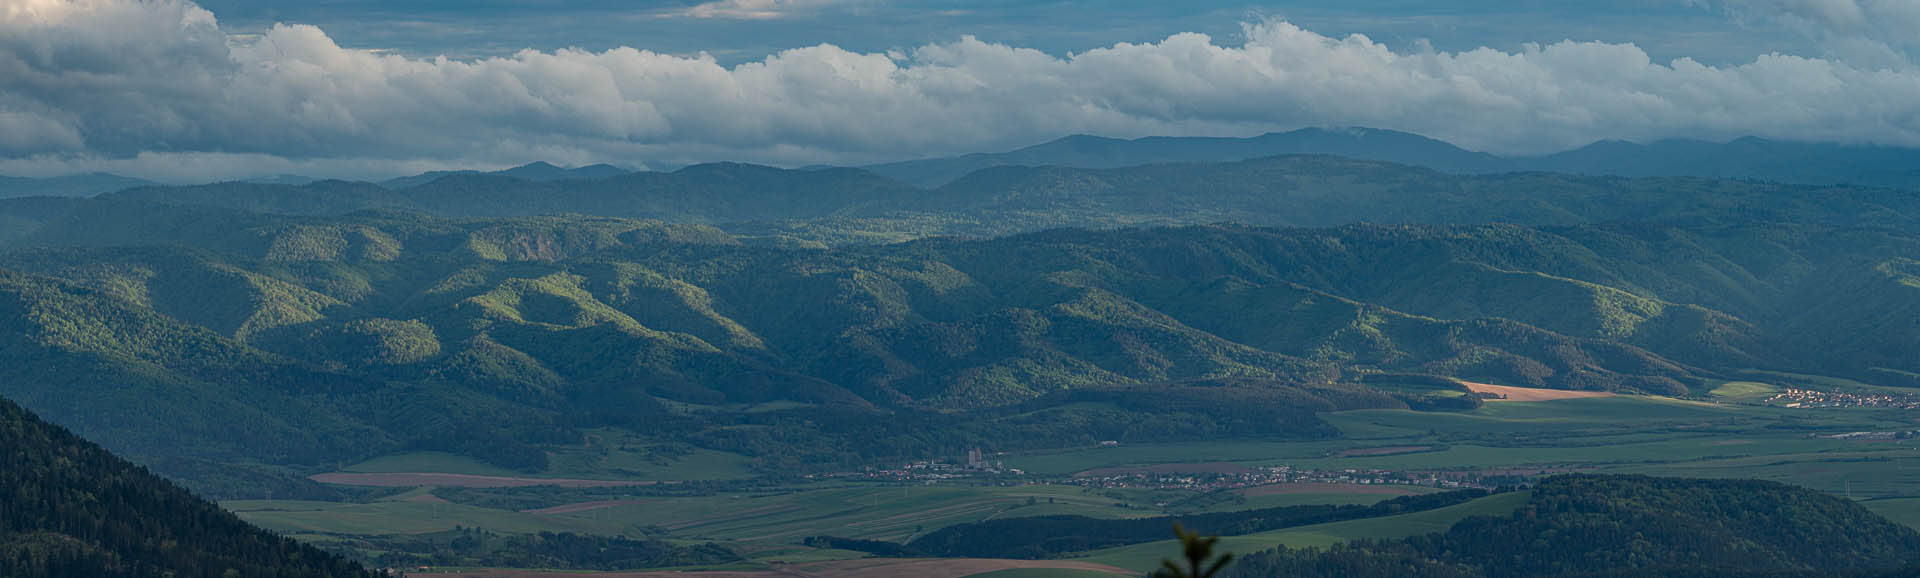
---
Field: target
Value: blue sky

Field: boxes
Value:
[3,0,1918,182]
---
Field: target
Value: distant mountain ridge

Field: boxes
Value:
[48,155,1920,244]
[0,173,154,199]
[864,128,1920,189]
[866,128,1514,187]
[380,161,632,189]
[9,128,1920,196]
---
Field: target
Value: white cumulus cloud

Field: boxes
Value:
[6,0,1920,181]
[671,0,859,20]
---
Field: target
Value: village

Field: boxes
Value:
[1767,387,1920,409]
[851,446,1510,493]
[1061,465,1501,492]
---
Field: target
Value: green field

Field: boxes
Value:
[230,488,640,535]
[235,483,1155,543]
[242,391,1920,572]
[963,569,1132,578]
[1009,396,1914,488]
[1077,491,1534,571]
[1710,381,1783,403]
[341,432,758,482]
[1201,488,1434,512]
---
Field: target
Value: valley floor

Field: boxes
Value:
[222,378,1920,576]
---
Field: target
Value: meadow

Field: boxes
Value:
[1075,491,1536,571]
[229,386,1920,575]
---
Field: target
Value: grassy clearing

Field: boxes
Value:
[232,495,635,536]
[1740,370,1916,394]
[604,484,1154,543]
[1599,448,1920,499]
[1862,499,1920,531]
[1201,490,1425,513]
[1010,396,1907,480]
[1077,491,1533,572]
[1710,381,1782,403]
[1004,441,1358,476]
[343,452,522,476]
[232,483,1159,543]
[339,441,757,482]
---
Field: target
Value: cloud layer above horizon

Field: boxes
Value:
[4,0,1920,181]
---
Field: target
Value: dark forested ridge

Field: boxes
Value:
[1228,475,1920,578]
[0,394,375,578]
[909,489,1491,559]
[361,528,739,571]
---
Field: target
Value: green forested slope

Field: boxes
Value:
[1228,475,1920,578]
[0,394,375,578]
[0,160,1916,491]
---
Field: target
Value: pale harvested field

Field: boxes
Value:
[310,472,656,488]
[1076,462,1252,477]
[1459,382,1617,402]
[419,557,1133,578]
[1239,483,1425,497]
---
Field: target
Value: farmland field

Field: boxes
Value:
[236,388,1920,575]
[1076,491,1535,571]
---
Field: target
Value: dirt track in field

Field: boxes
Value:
[309,472,657,488]
[415,557,1134,578]
[1459,381,1617,402]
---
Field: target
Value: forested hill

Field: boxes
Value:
[2,154,1910,243]
[0,394,376,578]
[1229,475,1920,578]
[0,202,1915,494]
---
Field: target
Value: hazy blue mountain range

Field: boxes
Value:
[6,129,1919,199]
[11,155,1912,245]
[379,161,633,189]
[863,128,1514,187]
[863,128,1920,189]
[0,173,154,199]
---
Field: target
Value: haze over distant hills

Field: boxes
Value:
[5,129,1920,198]
[862,128,1920,189]
[379,161,634,189]
[0,173,154,199]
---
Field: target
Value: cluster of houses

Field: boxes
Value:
[1768,387,1920,409]
[1067,465,1496,492]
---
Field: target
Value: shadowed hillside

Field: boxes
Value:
[0,394,375,577]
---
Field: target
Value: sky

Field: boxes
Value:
[3,0,1920,182]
